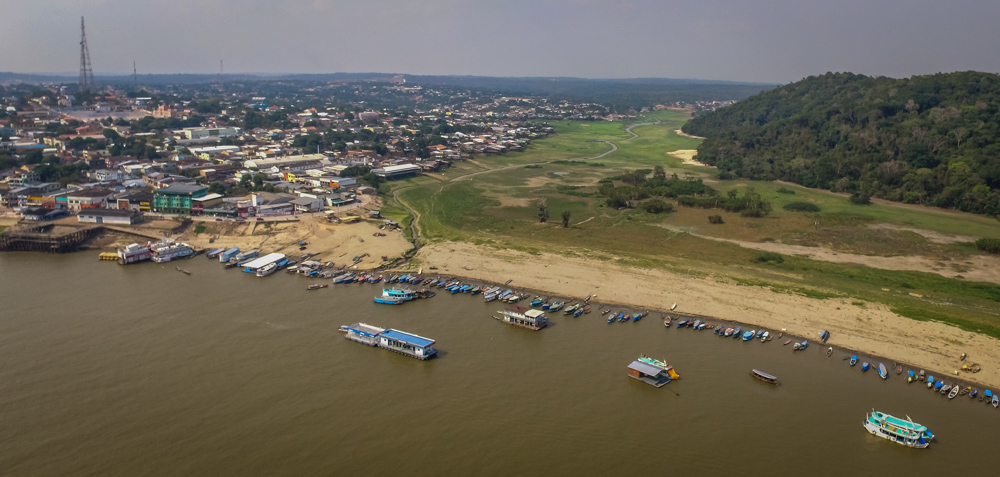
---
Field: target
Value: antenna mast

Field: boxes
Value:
[78,16,95,93]
[133,60,137,92]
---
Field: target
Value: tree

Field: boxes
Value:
[652,165,667,181]
[207,182,226,195]
[537,198,549,223]
[849,192,872,205]
[561,210,571,228]
[641,198,674,214]
[102,128,120,141]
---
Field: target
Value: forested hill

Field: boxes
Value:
[682,72,1000,216]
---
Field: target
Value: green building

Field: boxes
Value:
[153,184,208,214]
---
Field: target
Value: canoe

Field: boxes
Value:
[896,364,903,375]
[826,347,833,357]
[861,362,870,371]
[783,339,792,345]
[850,355,858,366]
[751,369,780,385]
[878,363,888,379]
[670,303,677,310]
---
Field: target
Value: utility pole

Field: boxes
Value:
[133,60,137,93]
[78,16,95,93]
[219,59,224,94]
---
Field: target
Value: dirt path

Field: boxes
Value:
[624,120,661,141]
[392,186,423,248]
[674,128,706,139]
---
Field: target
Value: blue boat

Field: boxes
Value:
[878,363,888,379]
[459,285,470,293]
[631,313,641,321]
[574,309,584,317]
[797,340,808,350]
[984,389,992,399]
[531,298,543,307]
[383,289,414,301]
[850,355,858,366]
[619,314,630,322]
[218,247,240,263]
[934,381,944,390]
[907,370,915,382]
[607,314,617,323]
[373,295,404,304]
[862,362,870,371]
[742,330,754,341]
[732,326,741,338]
[820,330,830,342]
[677,318,690,327]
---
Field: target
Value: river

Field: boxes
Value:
[1,252,998,476]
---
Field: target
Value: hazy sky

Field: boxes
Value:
[1,0,998,83]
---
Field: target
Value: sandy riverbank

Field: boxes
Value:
[413,242,1000,389]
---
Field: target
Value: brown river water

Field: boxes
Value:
[1,252,998,476]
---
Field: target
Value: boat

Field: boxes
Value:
[150,239,195,263]
[670,303,677,310]
[256,262,278,277]
[530,298,543,307]
[755,329,764,339]
[970,388,978,399]
[608,314,617,323]
[878,363,888,379]
[993,394,999,408]
[619,314,629,323]
[850,355,858,366]
[896,364,903,375]
[218,247,240,263]
[574,309,584,317]
[751,369,780,385]
[794,340,808,351]
[205,248,224,258]
[742,330,754,341]
[926,376,934,388]
[760,331,769,342]
[934,381,944,391]
[985,390,993,403]
[948,385,960,399]
[826,347,833,357]
[939,383,950,394]
[918,370,925,381]
[783,339,792,345]
[677,318,690,328]
[862,411,933,448]
[663,316,672,327]
[692,319,702,329]
[862,362,870,371]
[907,370,914,382]
[725,328,734,337]
[232,249,259,264]
[820,330,830,342]
[631,313,641,321]
[732,326,741,338]
[307,283,328,290]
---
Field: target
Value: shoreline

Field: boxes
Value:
[408,242,1000,390]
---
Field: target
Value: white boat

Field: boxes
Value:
[117,242,151,264]
[670,303,677,310]
[256,262,278,277]
[150,239,194,263]
[863,410,933,448]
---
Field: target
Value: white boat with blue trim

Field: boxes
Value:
[863,410,933,448]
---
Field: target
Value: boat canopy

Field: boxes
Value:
[752,369,778,381]
[628,360,665,376]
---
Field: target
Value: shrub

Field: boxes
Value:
[976,238,1000,254]
[777,187,796,194]
[193,222,206,234]
[641,199,674,214]
[752,252,784,263]
[783,201,821,212]
[708,215,724,224]
[849,192,872,205]
[524,164,542,169]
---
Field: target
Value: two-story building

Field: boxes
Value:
[65,188,116,210]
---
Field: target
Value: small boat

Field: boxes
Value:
[692,319,702,329]
[664,316,672,326]
[374,295,405,304]
[795,340,808,351]
[926,376,935,388]
[939,384,951,394]
[755,329,764,339]
[850,355,858,366]
[574,309,584,317]
[948,385,960,399]
[670,303,677,310]
[862,362,870,371]
[307,283,328,290]
[608,313,617,323]
[783,339,792,345]
[993,394,999,408]
[677,318,690,328]
[826,347,833,357]
[907,370,914,382]
[751,369,780,385]
[970,388,978,399]
[742,330,755,341]
[878,363,888,379]
[793,342,801,350]
[619,314,629,323]
[918,370,925,381]
[934,381,944,391]
[760,331,769,342]
[820,330,830,342]
[631,313,641,321]
[731,326,741,338]
[985,389,993,402]
[896,364,903,375]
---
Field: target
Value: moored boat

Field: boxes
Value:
[862,362,870,371]
[850,355,858,366]
[862,411,933,448]
[878,363,888,379]
[993,394,999,408]
[742,330,754,341]
[820,330,830,342]
[783,339,792,345]
[307,283,328,290]
[948,385,960,399]
[970,388,978,399]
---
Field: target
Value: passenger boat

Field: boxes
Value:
[862,410,933,448]
[549,302,564,312]
[563,304,578,314]
[742,330,755,341]
[150,239,195,263]
[850,355,858,366]
[862,362,870,371]
[205,248,224,258]
[878,363,888,379]
[751,369,779,385]
[256,262,278,277]
[948,385,960,399]
[218,247,240,263]
[383,289,415,301]
[373,293,405,304]
[530,297,543,307]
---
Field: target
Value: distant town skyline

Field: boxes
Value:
[1,0,998,84]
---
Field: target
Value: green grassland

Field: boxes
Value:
[391,110,1000,337]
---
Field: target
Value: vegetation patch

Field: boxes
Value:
[752,251,785,264]
[777,187,796,194]
[976,238,1000,254]
[783,201,821,212]
[193,222,207,234]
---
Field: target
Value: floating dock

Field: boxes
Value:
[343,323,437,360]
[498,305,547,330]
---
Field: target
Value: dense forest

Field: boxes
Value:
[682,72,1000,216]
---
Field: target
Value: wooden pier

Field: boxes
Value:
[0,224,164,253]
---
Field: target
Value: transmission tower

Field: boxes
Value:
[78,16,95,93]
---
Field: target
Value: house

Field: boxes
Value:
[65,188,116,210]
[372,164,420,180]
[77,208,144,225]
[290,196,323,213]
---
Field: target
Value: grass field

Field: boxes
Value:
[391,110,1000,338]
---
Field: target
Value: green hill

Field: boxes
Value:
[682,71,1000,216]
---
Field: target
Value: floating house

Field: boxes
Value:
[218,247,240,263]
[627,359,676,388]
[241,252,285,273]
[343,323,437,360]
[500,305,547,330]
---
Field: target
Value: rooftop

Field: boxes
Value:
[381,329,435,348]
[628,360,666,376]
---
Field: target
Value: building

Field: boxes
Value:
[6,171,40,187]
[114,191,153,211]
[627,359,677,388]
[152,183,208,214]
[243,153,326,171]
[372,163,420,180]
[328,177,356,188]
[180,126,239,140]
[77,208,144,225]
[191,193,224,215]
[20,207,69,221]
[65,188,116,210]
[500,305,548,330]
